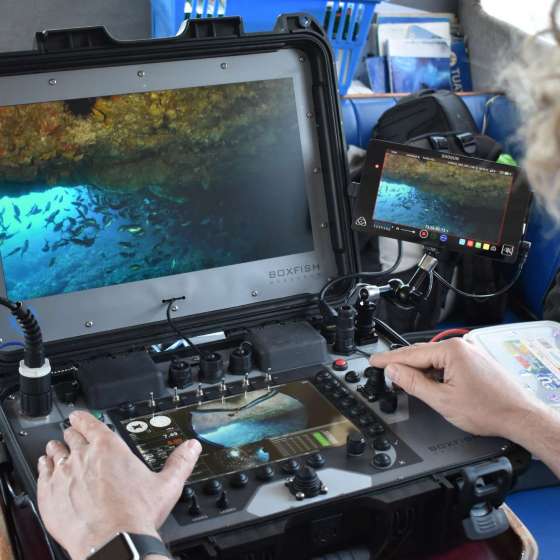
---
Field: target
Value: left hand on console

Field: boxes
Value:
[37,410,201,560]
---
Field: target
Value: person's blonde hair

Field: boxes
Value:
[504,0,560,221]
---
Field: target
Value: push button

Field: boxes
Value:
[332,358,348,371]
[373,453,391,469]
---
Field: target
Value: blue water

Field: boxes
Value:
[0,185,248,301]
[191,391,307,448]
[373,179,500,241]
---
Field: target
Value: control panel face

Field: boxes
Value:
[0,327,512,550]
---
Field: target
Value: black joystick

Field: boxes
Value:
[355,297,378,345]
[346,431,366,456]
[229,342,253,374]
[199,352,224,383]
[168,359,192,389]
[364,367,386,397]
[188,494,201,516]
[285,466,327,500]
[333,305,356,355]
[216,490,230,510]
[380,391,398,414]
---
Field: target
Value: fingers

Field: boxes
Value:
[37,455,53,479]
[46,440,69,467]
[160,439,202,486]
[385,363,444,407]
[64,427,88,451]
[68,410,113,444]
[370,339,463,371]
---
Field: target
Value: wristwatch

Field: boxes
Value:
[87,532,171,559]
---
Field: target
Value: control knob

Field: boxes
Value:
[229,342,253,374]
[199,352,224,383]
[346,431,366,456]
[168,359,192,389]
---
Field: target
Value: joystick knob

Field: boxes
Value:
[364,367,386,395]
[346,431,366,456]
[380,391,398,414]
[229,342,253,374]
[285,466,327,500]
[168,359,192,389]
[203,478,223,496]
[180,485,194,502]
[199,352,224,383]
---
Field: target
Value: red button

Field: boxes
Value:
[333,359,348,371]
[419,229,429,239]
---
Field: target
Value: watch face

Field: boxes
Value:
[89,534,139,560]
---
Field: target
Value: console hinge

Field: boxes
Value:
[456,457,513,540]
[35,26,116,54]
[183,16,244,39]
[273,13,326,37]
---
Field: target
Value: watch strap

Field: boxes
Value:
[128,533,171,559]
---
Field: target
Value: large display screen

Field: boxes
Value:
[116,381,356,483]
[0,78,313,301]
[352,140,531,262]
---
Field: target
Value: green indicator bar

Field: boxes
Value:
[312,431,330,447]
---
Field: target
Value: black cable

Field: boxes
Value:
[432,241,531,300]
[164,299,207,359]
[319,240,402,318]
[0,298,44,368]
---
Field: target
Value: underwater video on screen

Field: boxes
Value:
[0,78,313,301]
[373,150,513,241]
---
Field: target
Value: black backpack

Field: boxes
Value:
[364,89,509,331]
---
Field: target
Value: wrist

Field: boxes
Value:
[74,522,161,560]
[500,397,549,448]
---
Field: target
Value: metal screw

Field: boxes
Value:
[48,78,57,86]
[251,290,258,297]
[320,222,328,229]
[313,167,320,174]
[137,70,146,78]
[8,394,15,401]
[306,112,313,119]
[299,56,305,63]
[171,304,179,312]
[85,320,94,328]
[19,430,28,437]
[501,445,508,452]
[220,62,228,69]
[398,460,406,465]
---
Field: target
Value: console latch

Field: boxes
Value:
[456,457,513,540]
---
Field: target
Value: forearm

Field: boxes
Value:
[504,401,560,478]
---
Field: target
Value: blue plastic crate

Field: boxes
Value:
[151,1,381,95]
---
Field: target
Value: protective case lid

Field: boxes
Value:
[0,15,356,355]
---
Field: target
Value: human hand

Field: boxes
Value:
[370,338,543,439]
[37,410,201,560]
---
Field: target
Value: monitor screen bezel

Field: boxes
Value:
[0,49,338,343]
[352,140,530,263]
